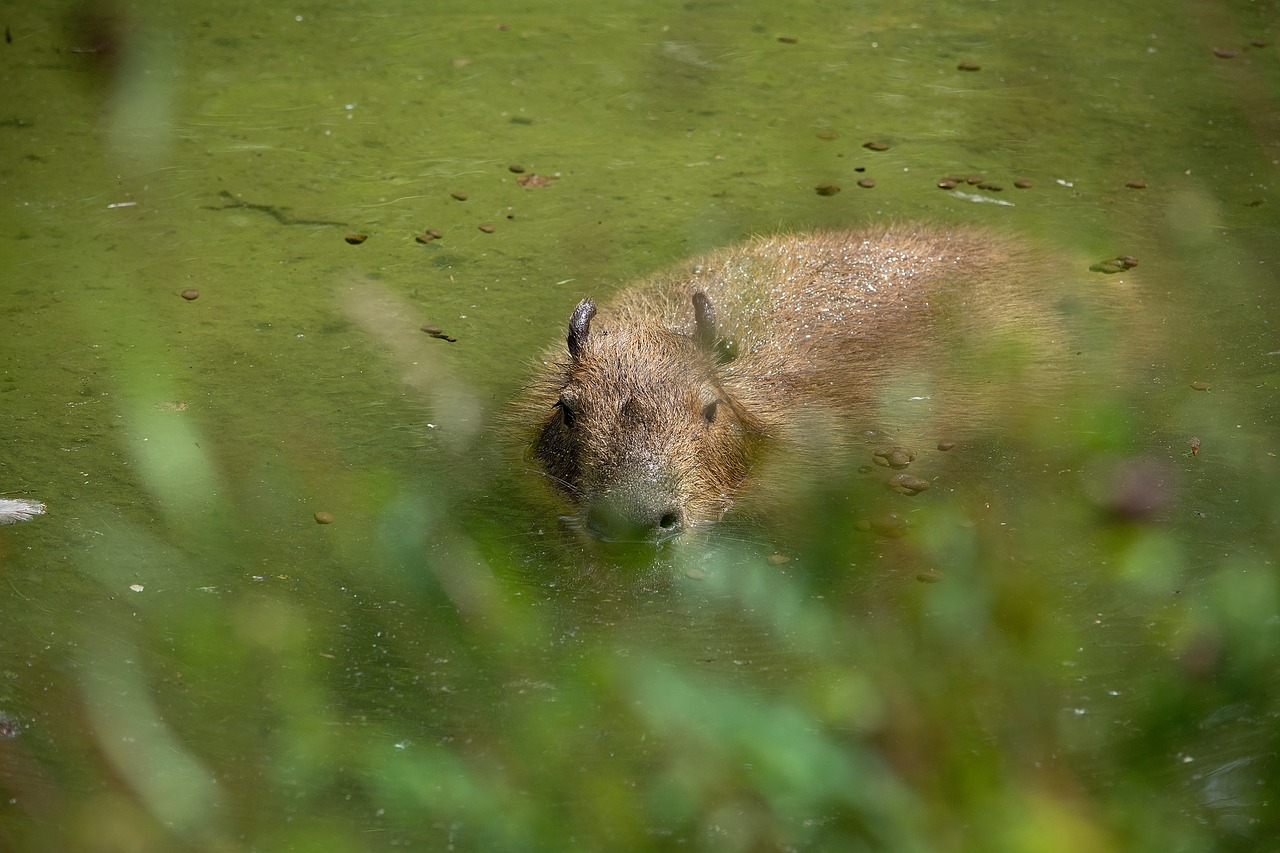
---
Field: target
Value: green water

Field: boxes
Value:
[2,0,1278,850]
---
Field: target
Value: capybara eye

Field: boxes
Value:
[555,397,576,429]
[702,399,719,424]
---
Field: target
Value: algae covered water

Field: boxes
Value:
[1,0,1277,849]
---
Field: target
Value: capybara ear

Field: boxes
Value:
[693,291,737,364]
[568,298,596,360]
[692,292,717,352]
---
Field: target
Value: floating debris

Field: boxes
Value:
[888,473,931,495]
[0,498,45,524]
[516,173,558,188]
[950,190,1014,206]
[874,446,915,469]
[207,191,347,227]
[1090,256,1139,274]
[421,325,457,342]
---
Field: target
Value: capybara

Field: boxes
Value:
[512,225,1132,544]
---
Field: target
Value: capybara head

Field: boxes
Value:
[528,294,762,544]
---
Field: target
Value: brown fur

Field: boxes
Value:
[510,225,1132,543]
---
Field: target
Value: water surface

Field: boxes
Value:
[1,0,1277,849]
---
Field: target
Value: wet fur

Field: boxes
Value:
[508,224,1130,541]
